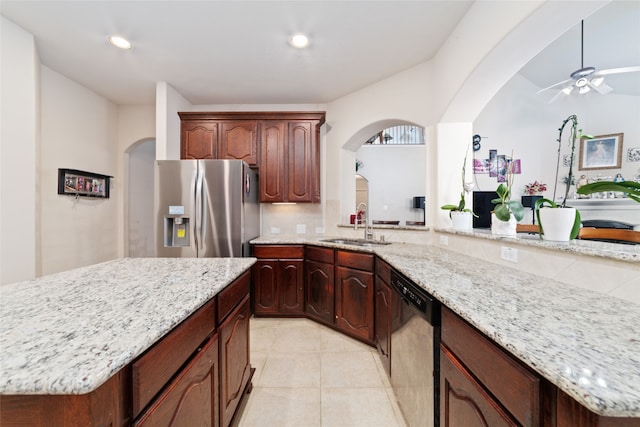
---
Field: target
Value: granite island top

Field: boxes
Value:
[252,236,640,418]
[0,257,256,396]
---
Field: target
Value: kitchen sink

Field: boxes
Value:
[321,238,392,247]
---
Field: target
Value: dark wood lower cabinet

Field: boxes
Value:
[440,344,518,427]
[305,259,335,325]
[219,296,251,427]
[374,273,392,377]
[134,334,219,427]
[252,245,305,316]
[335,251,375,344]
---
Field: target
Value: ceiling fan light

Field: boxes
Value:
[590,76,604,87]
[562,86,574,95]
[579,85,591,94]
[575,77,588,88]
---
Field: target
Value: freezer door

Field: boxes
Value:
[155,160,198,257]
[199,160,243,257]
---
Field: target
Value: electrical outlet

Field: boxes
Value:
[440,235,448,245]
[501,246,518,263]
[315,227,325,234]
[270,227,280,234]
[296,224,306,234]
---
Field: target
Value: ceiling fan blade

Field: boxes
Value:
[547,89,567,104]
[589,80,613,94]
[537,78,573,93]
[597,66,640,76]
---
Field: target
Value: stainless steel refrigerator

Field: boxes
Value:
[154,160,259,258]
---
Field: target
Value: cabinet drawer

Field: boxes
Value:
[134,334,218,426]
[441,307,540,426]
[375,258,391,284]
[336,250,374,271]
[218,271,250,324]
[306,246,334,264]
[132,297,216,417]
[253,245,304,259]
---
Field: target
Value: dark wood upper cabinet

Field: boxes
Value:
[219,121,258,166]
[259,121,286,202]
[181,120,217,159]
[179,111,325,203]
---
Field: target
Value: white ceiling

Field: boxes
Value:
[518,1,640,97]
[1,1,638,106]
[0,1,473,105]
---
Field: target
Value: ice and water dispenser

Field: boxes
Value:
[163,206,190,247]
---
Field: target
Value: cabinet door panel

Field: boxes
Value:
[374,275,391,377]
[305,260,334,325]
[279,260,304,314]
[253,261,279,315]
[220,297,251,427]
[259,121,286,202]
[181,121,217,159]
[440,345,518,427]
[219,121,257,166]
[134,335,219,427]
[287,122,313,202]
[335,266,374,342]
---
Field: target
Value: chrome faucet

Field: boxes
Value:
[355,202,374,240]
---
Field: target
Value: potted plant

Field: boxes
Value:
[534,115,591,241]
[577,180,640,203]
[490,156,525,236]
[440,148,475,230]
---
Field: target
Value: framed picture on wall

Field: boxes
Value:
[58,168,111,198]
[578,133,623,171]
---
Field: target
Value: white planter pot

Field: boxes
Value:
[450,211,472,231]
[491,213,517,236]
[539,207,577,242]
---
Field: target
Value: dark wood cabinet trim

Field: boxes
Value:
[179,111,325,125]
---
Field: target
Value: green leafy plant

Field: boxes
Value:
[533,115,591,240]
[491,155,525,222]
[440,148,477,217]
[576,180,640,203]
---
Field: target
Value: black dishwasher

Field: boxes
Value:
[390,269,441,427]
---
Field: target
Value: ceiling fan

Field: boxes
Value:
[538,20,640,102]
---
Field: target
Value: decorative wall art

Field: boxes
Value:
[58,168,111,198]
[474,150,521,183]
[578,133,623,171]
[627,147,640,162]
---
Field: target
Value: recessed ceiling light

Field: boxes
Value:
[289,34,309,49]
[108,36,132,50]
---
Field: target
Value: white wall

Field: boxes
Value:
[128,139,156,257]
[1,17,39,285]
[118,104,156,258]
[39,66,119,275]
[156,82,191,160]
[355,145,426,224]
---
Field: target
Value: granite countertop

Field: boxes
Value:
[251,236,640,418]
[437,227,640,263]
[0,257,256,395]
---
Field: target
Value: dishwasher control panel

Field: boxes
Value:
[390,270,440,324]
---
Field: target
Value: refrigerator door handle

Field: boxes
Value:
[194,164,203,253]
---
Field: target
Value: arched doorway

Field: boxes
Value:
[127,138,155,257]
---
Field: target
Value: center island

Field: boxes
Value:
[0,257,256,426]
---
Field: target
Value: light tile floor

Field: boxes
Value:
[237,317,408,427]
